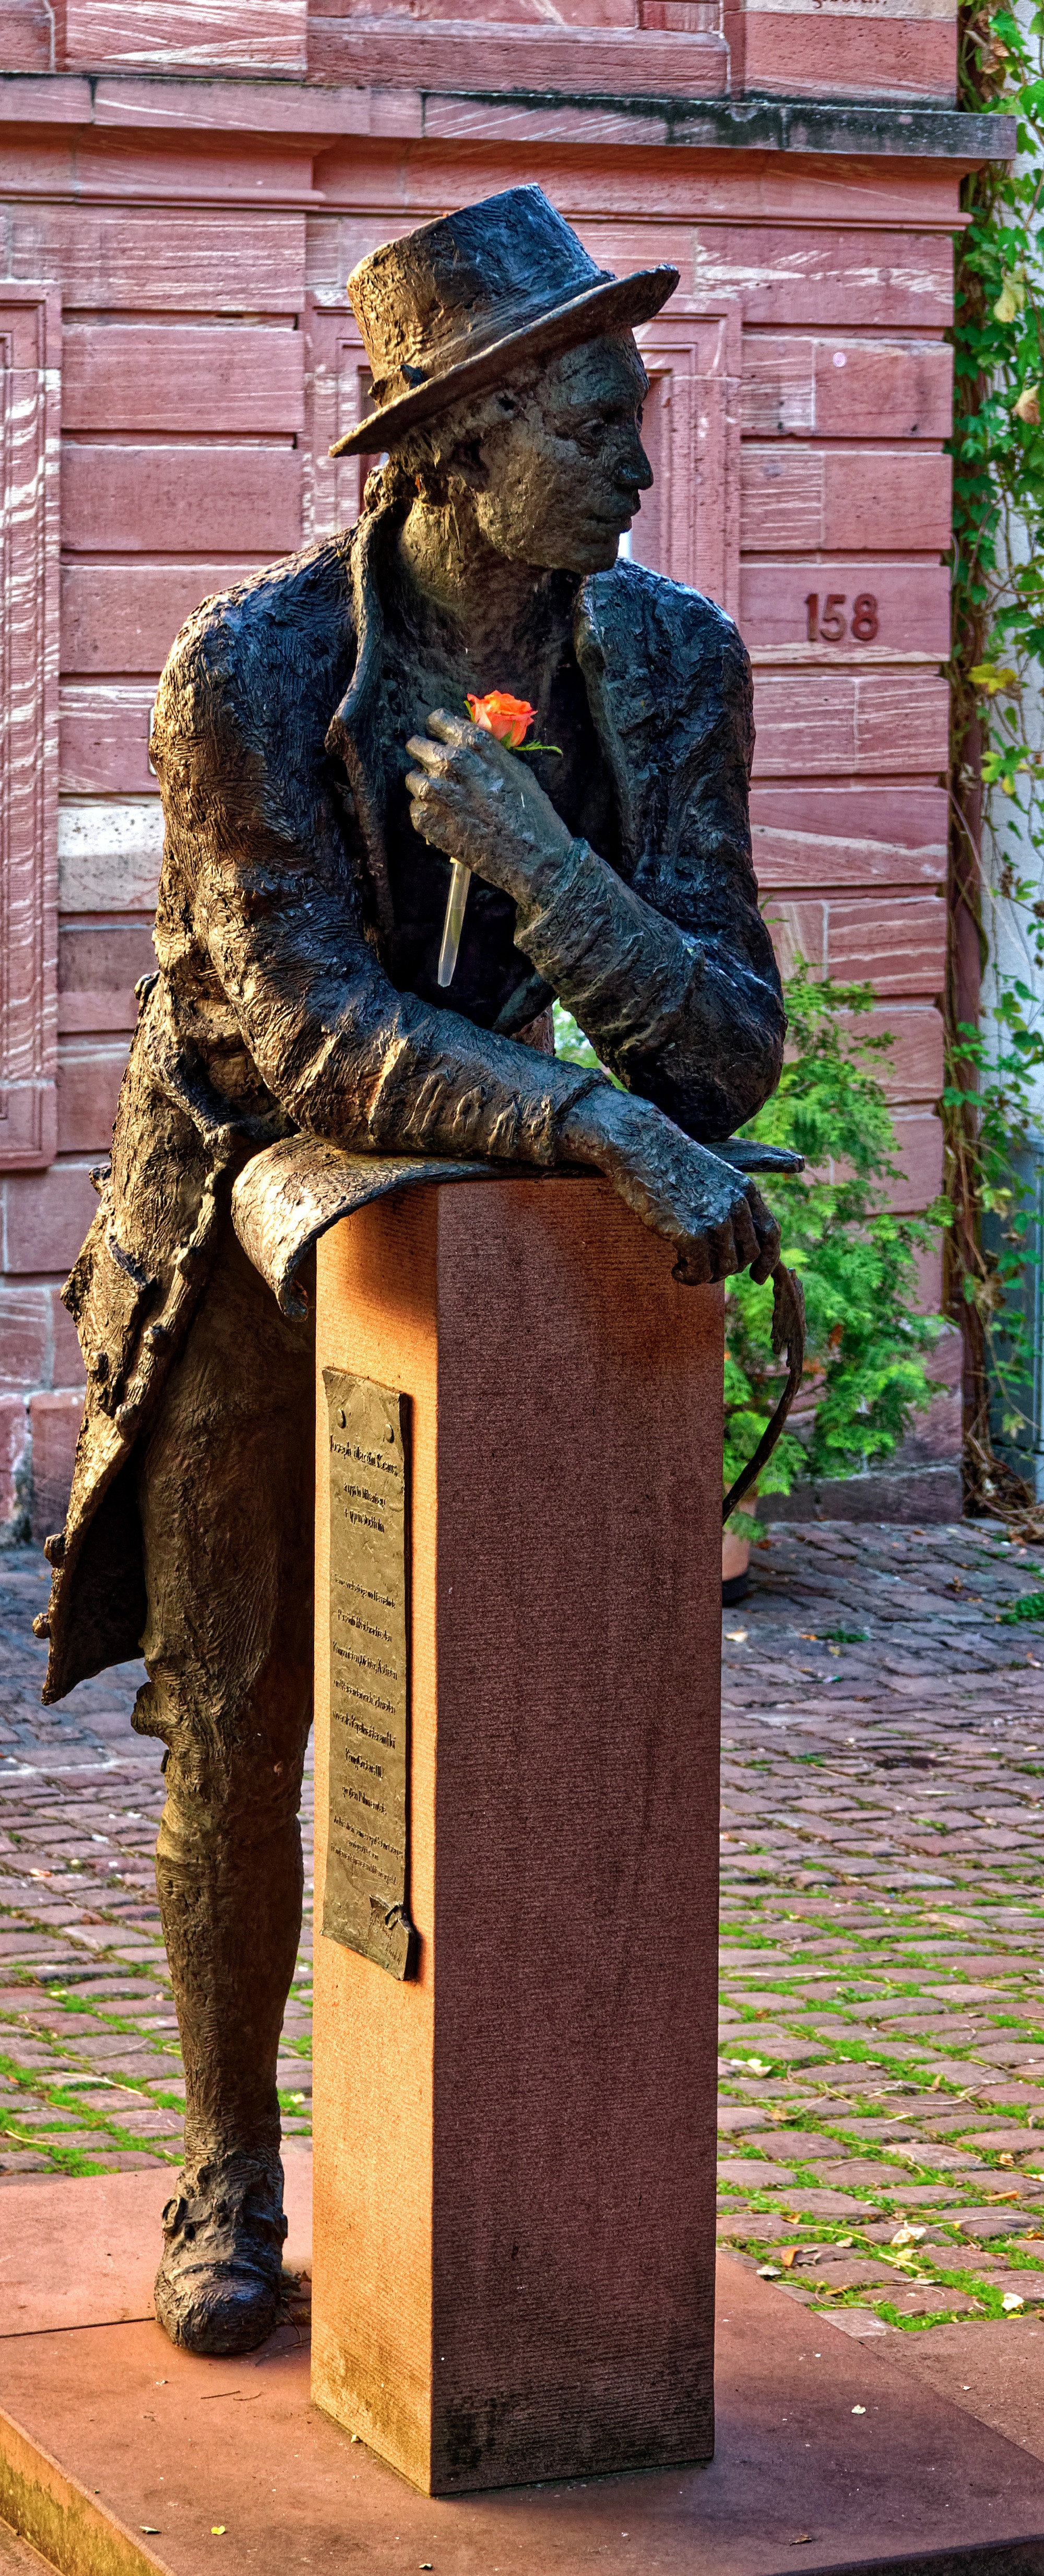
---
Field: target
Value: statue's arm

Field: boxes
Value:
[512,627,784,1141]
[406,624,784,1145]
[155,630,599,1166]
[516,844,781,1141]
[154,599,782,1287]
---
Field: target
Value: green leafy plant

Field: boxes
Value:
[723,967,945,1517]
[999,1587,1044,1621]
[948,4,1044,1515]
[555,973,945,1520]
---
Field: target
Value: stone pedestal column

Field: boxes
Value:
[311,1174,722,2497]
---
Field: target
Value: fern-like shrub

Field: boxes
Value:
[725,968,945,1517]
[554,972,946,1521]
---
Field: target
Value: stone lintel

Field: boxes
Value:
[0,68,1016,160]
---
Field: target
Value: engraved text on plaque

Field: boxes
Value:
[324,1368,414,1979]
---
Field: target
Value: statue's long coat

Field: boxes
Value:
[40,510,783,1705]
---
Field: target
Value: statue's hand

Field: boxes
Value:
[405,709,574,904]
[561,1085,781,1286]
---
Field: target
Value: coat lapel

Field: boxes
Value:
[328,539,647,934]
[325,507,398,941]
[573,571,649,882]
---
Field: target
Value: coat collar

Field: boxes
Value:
[324,509,638,929]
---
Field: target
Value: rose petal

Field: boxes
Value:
[466,690,537,746]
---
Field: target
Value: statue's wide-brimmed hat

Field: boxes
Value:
[329,185,678,459]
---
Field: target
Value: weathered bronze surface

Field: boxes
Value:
[324,1369,413,1980]
[231,1135,802,1325]
[34,181,791,2359]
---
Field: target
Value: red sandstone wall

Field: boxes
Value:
[0,0,971,1528]
[6,0,957,101]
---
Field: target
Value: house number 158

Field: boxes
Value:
[805,592,879,643]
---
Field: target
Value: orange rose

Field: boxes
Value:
[466,690,537,749]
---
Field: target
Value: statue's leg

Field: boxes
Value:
[133,1224,315,2357]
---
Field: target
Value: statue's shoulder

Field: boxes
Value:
[583,559,744,655]
[578,562,750,742]
[156,530,357,742]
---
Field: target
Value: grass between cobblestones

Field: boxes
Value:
[7,1506,1044,2374]
[716,1520,1044,2339]
[0,1549,314,2181]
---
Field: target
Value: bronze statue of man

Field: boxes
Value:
[38,186,785,2356]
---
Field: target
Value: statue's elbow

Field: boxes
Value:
[727,1014,785,1131]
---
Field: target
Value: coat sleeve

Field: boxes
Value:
[151,577,599,1166]
[513,593,785,1141]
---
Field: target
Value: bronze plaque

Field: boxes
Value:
[323,1368,414,1979]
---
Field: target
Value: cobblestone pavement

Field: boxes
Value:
[719,1517,1044,2343]
[0,1548,312,2183]
[7,1520,1044,2362]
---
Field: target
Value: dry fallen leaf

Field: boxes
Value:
[780,2248,799,2270]
[211,2527,227,2538]
[789,2539,812,2549]
[851,2405,867,2416]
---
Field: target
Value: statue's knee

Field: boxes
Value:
[132,1678,170,1744]
[158,1746,303,1870]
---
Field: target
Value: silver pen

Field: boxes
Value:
[437,859,471,989]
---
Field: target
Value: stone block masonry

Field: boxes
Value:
[0,5,1014,1533]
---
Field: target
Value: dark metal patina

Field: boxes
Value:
[37,184,795,2355]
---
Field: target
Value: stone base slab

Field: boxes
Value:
[0,2167,1042,2576]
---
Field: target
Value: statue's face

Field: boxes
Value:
[470,334,652,574]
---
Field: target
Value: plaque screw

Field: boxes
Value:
[336,1408,346,1428]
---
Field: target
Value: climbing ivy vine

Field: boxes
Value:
[949,2,1044,1515]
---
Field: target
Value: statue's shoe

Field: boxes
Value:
[154,2156,289,2355]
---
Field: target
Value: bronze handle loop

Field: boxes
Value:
[721,1257,806,1527]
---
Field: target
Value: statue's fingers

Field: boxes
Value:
[746,1184,781,1273]
[673,1244,711,1287]
[404,778,452,847]
[424,707,471,744]
[729,1195,760,1268]
[405,733,447,770]
[707,1218,741,1282]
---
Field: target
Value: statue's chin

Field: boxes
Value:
[518,534,627,576]
[576,536,631,574]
